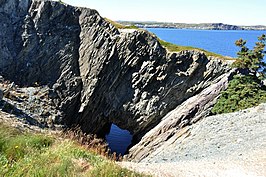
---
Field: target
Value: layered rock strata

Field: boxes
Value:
[0,0,232,160]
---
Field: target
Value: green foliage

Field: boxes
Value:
[212,34,266,114]
[233,34,266,78]
[0,125,52,162]
[124,25,139,29]
[89,161,145,177]
[211,75,266,114]
[0,123,145,177]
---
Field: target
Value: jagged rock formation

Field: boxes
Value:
[0,0,83,125]
[126,70,235,161]
[0,0,232,160]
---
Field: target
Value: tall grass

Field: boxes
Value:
[0,123,146,177]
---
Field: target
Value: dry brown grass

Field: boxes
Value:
[61,126,124,161]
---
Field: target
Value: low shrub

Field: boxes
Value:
[211,75,266,114]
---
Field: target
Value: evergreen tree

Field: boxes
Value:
[233,34,266,78]
[211,75,266,114]
[212,34,266,114]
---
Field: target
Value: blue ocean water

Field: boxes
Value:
[105,124,132,155]
[147,28,266,59]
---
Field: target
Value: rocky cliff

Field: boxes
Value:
[0,0,232,160]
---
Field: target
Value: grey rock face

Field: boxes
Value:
[126,70,235,161]
[0,0,83,124]
[0,89,3,100]
[0,0,232,160]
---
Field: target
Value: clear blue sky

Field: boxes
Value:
[63,0,266,26]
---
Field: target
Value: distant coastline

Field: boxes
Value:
[118,21,266,31]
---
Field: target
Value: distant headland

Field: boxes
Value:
[118,21,266,30]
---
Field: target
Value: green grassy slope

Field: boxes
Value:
[158,39,234,60]
[0,123,146,177]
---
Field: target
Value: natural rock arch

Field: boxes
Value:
[0,0,231,159]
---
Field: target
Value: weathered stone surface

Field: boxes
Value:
[0,89,3,100]
[120,103,266,176]
[0,0,82,125]
[126,70,235,161]
[0,79,63,129]
[0,0,232,161]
